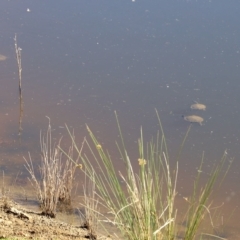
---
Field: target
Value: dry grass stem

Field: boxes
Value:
[25,118,80,217]
[58,132,84,205]
[80,175,99,240]
[14,34,24,136]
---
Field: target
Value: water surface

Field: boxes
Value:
[0,1,240,237]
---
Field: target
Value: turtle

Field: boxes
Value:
[183,115,204,125]
[190,102,206,111]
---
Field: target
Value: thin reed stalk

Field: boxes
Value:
[14,34,23,136]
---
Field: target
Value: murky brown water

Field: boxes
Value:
[0,1,240,237]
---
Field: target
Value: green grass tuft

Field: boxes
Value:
[62,111,230,240]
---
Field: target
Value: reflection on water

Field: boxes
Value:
[0,0,240,236]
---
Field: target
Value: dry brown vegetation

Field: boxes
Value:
[24,119,81,218]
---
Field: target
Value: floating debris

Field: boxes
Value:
[183,115,204,125]
[190,102,206,111]
[0,54,7,61]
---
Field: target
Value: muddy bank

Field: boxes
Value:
[0,198,112,240]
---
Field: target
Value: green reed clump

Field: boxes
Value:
[63,111,229,240]
[182,151,230,240]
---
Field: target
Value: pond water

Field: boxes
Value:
[0,0,240,238]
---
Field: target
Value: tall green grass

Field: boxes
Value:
[62,111,230,240]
